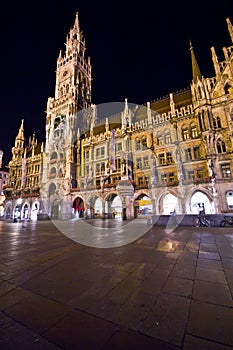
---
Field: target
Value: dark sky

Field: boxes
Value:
[0,0,231,165]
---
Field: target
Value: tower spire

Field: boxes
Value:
[226,17,233,43]
[16,119,25,141]
[74,11,80,31]
[189,41,202,82]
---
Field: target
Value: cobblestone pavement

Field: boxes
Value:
[0,219,233,349]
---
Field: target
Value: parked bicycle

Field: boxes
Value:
[220,215,233,227]
[193,214,211,227]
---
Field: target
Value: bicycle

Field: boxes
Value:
[193,215,211,227]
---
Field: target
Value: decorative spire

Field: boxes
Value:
[226,17,233,43]
[189,41,201,82]
[16,119,25,141]
[74,12,80,31]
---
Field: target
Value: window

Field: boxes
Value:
[96,147,105,159]
[197,168,204,179]
[136,158,143,169]
[193,146,200,160]
[138,177,143,185]
[213,116,221,129]
[217,139,226,153]
[157,134,164,145]
[185,148,192,161]
[115,143,122,152]
[167,152,173,164]
[168,172,175,182]
[190,124,198,138]
[142,136,147,150]
[221,164,231,178]
[164,131,171,144]
[96,148,100,159]
[182,127,189,140]
[95,163,101,175]
[85,150,89,161]
[115,159,121,171]
[159,153,166,165]
[161,174,167,183]
[135,138,141,150]
[187,170,194,180]
[143,156,149,168]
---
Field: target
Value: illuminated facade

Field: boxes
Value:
[4,120,43,220]
[4,14,233,220]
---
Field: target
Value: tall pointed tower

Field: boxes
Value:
[41,12,92,219]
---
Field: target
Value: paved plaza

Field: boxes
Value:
[0,219,233,349]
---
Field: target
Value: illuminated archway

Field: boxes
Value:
[190,191,212,214]
[163,193,178,214]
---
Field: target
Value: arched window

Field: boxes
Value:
[213,116,221,129]
[216,139,226,153]
[190,123,198,138]
[164,130,171,144]
[142,136,147,150]
[226,191,233,209]
[157,133,164,145]
[135,137,141,151]
[182,125,189,140]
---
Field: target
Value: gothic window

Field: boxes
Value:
[217,139,226,153]
[213,116,221,129]
[164,130,171,144]
[182,126,189,140]
[221,164,231,178]
[142,136,147,150]
[50,152,57,163]
[50,167,56,179]
[226,191,233,209]
[190,123,198,138]
[54,117,60,129]
[157,134,164,145]
[135,137,141,150]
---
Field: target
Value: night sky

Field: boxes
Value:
[0,0,231,166]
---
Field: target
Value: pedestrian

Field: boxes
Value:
[170,209,177,226]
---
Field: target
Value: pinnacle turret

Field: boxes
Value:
[189,41,202,83]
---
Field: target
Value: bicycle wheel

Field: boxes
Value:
[194,218,200,227]
[205,219,210,227]
[220,220,226,227]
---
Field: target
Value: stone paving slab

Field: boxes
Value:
[0,220,233,349]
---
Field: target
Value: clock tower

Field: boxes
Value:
[41,12,92,219]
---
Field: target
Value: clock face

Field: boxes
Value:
[63,70,68,77]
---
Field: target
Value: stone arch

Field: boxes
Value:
[73,195,85,218]
[104,192,122,219]
[159,191,179,215]
[186,188,214,214]
[134,191,153,217]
